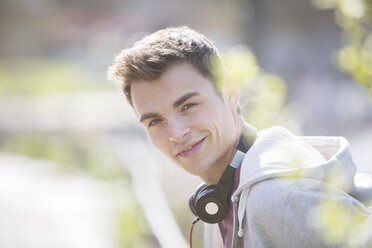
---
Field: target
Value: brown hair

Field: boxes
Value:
[107,26,225,106]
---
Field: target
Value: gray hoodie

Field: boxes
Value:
[204,126,372,248]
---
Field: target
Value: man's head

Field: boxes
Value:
[108,26,242,184]
[108,26,226,106]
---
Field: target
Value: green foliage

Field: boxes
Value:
[0,57,157,247]
[311,0,372,96]
[0,58,110,96]
[0,132,156,247]
[0,133,128,180]
[311,197,369,246]
[117,207,149,248]
[0,134,158,247]
[222,47,299,131]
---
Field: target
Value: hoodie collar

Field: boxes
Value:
[237,122,257,154]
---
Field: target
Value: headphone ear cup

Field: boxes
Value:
[194,185,227,223]
[189,183,207,216]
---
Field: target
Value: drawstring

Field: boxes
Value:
[237,187,251,238]
[231,195,240,248]
[189,217,200,248]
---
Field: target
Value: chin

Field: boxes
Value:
[189,168,208,177]
[174,153,213,176]
[176,160,205,176]
[191,163,212,177]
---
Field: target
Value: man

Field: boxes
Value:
[108,26,372,248]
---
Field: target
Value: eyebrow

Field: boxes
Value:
[139,92,199,123]
[173,92,199,108]
[139,113,161,122]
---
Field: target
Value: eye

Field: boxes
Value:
[181,103,197,112]
[148,118,162,127]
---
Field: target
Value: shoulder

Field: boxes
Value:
[241,178,295,247]
[245,178,295,219]
[247,178,291,205]
[243,177,356,230]
[246,177,356,213]
[243,177,371,247]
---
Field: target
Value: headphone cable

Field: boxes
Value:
[189,217,200,248]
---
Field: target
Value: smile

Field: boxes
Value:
[178,137,206,158]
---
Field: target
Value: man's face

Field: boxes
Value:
[131,63,239,178]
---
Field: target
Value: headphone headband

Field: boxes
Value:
[189,124,257,223]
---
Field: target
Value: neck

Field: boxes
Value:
[201,116,244,185]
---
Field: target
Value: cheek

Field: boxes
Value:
[194,104,229,127]
[203,105,235,137]
[148,129,169,153]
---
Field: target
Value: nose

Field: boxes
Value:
[168,118,190,142]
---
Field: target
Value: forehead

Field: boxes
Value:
[131,63,218,113]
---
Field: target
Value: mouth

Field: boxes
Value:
[177,137,206,158]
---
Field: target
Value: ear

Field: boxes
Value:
[223,74,240,111]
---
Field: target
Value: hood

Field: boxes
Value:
[230,126,372,244]
[233,126,358,198]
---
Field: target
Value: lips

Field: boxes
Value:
[177,137,206,157]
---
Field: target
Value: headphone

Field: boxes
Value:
[189,127,256,224]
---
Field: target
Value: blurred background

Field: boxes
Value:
[0,0,371,247]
